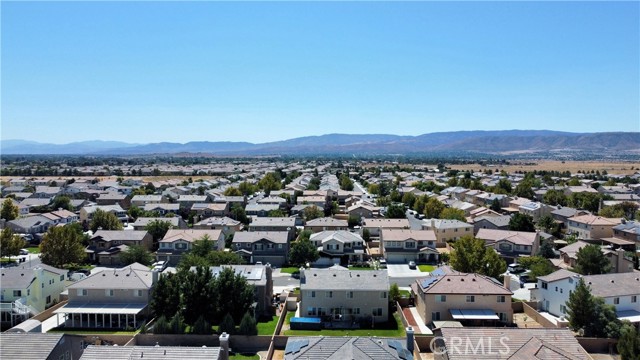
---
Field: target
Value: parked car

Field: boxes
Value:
[507,263,525,273]
[152,261,167,272]
[19,249,29,255]
[408,261,416,270]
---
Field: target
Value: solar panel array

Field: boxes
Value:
[420,277,439,289]
[284,339,310,355]
[387,340,413,360]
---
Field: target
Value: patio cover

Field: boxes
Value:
[617,310,640,323]
[54,303,146,315]
[449,309,500,320]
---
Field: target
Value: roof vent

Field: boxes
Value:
[472,278,476,282]
[357,274,360,277]
[461,279,464,282]
[373,274,377,277]
[333,274,336,277]
[447,278,451,281]
[611,280,614,283]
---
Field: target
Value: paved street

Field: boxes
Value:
[405,210,426,230]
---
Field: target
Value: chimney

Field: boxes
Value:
[406,326,415,354]
[299,267,306,284]
[152,269,159,284]
[219,332,230,360]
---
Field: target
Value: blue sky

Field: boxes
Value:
[2,1,638,144]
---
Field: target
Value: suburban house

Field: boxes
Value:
[204,264,273,317]
[347,204,378,219]
[96,192,129,208]
[0,333,85,360]
[567,214,622,240]
[232,231,289,266]
[475,229,541,262]
[1,263,68,327]
[612,220,640,250]
[132,216,187,231]
[361,218,411,237]
[309,231,366,266]
[248,217,297,241]
[86,230,153,265]
[193,216,242,237]
[80,205,128,224]
[434,328,591,360]
[142,203,180,216]
[5,215,53,235]
[471,215,511,234]
[177,195,208,209]
[191,202,229,219]
[296,195,327,208]
[534,270,640,325]
[422,219,473,247]
[305,217,349,233]
[246,203,281,217]
[45,209,80,225]
[518,201,551,222]
[557,240,635,273]
[550,206,589,231]
[284,336,415,360]
[130,195,164,208]
[380,229,439,264]
[412,268,513,326]
[55,263,155,329]
[259,196,289,209]
[299,269,390,324]
[80,344,225,360]
[157,229,224,265]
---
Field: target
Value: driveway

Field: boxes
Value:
[387,264,422,277]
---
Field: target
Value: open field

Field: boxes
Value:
[449,161,638,176]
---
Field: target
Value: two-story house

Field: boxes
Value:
[142,203,180,216]
[132,216,187,231]
[80,205,128,224]
[557,240,634,273]
[86,230,153,265]
[518,201,551,222]
[191,203,229,219]
[309,231,366,266]
[550,206,589,231]
[130,195,164,208]
[380,229,439,264]
[203,264,273,317]
[5,215,53,235]
[193,216,242,237]
[177,195,208,210]
[248,217,297,241]
[534,270,640,324]
[412,268,513,326]
[300,269,390,324]
[475,229,540,263]
[567,214,622,240]
[305,217,348,233]
[422,219,473,247]
[55,263,155,329]
[361,218,411,238]
[232,231,289,266]
[612,219,640,250]
[1,263,67,327]
[157,229,224,265]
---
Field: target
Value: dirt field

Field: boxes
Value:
[449,161,638,176]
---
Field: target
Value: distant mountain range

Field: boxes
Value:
[2,130,639,156]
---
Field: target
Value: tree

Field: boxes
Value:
[180,266,215,324]
[238,181,258,196]
[543,189,567,207]
[145,220,173,248]
[566,278,596,336]
[439,207,466,222]
[339,174,354,191]
[490,198,502,212]
[575,244,611,275]
[389,283,401,304]
[536,215,555,233]
[347,215,361,228]
[224,187,242,196]
[40,225,87,268]
[362,228,371,242]
[289,238,319,267]
[617,321,640,360]
[513,181,535,199]
[90,208,123,232]
[169,312,186,334]
[518,256,554,280]
[600,201,639,220]
[238,312,258,335]
[401,192,416,209]
[0,228,25,258]
[230,204,249,225]
[423,197,445,219]
[303,205,324,222]
[219,313,236,335]
[385,203,406,219]
[492,179,512,194]
[120,245,154,266]
[537,239,556,259]
[51,195,73,211]
[508,213,535,232]
[268,209,285,217]
[0,198,19,221]
[150,272,182,319]
[258,172,282,196]
[211,268,256,323]
[152,315,170,334]
[192,315,213,335]
[449,235,506,279]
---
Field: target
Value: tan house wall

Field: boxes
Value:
[417,293,513,324]
[69,288,150,304]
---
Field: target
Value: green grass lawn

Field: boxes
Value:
[418,265,436,272]
[230,354,260,360]
[26,247,40,254]
[257,315,280,336]
[399,290,411,298]
[279,267,300,275]
[283,313,405,337]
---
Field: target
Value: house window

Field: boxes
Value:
[568,278,573,284]
[60,275,64,281]
[497,296,506,303]
[614,297,620,305]
[106,289,114,297]
[327,291,333,298]
[353,308,360,315]
[541,282,548,289]
[466,295,475,303]
[372,308,383,317]
[46,295,51,304]
[499,313,508,322]
[555,287,558,292]
[307,307,317,316]
[347,291,354,299]
[77,289,88,296]
[278,244,283,249]
[436,295,446,303]
[431,312,441,321]
[381,292,387,299]
[560,305,567,314]
[134,290,143,297]
[27,289,30,296]
[13,290,21,297]
[310,291,316,298]
[632,296,637,303]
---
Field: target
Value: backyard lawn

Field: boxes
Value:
[347,266,374,271]
[257,314,280,336]
[279,267,300,275]
[229,353,260,360]
[283,313,405,337]
[418,265,436,272]
[27,247,40,254]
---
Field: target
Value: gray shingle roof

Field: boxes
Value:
[301,269,389,291]
[0,333,65,360]
[233,231,289,244]
[92,230,149,242]
[0,268,36,289]
[80,345,220,360]
[284,337,412,360]
[68,264,153,290]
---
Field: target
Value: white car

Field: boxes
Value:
[152,261,167,271]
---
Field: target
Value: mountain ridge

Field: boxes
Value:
[1,131,638,155]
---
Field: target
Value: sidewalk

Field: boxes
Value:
[408,307,432,335]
